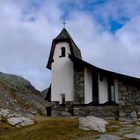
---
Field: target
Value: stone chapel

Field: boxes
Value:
[46,28,140,118]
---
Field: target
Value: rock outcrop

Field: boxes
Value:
[79,116,108,132]
[0,71,49,115]
[41,88,49,98]
[0,108,34,127]
[124,133,140,139]
[7,116,34,127]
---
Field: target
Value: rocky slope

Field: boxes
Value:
[41,88,48,98]
[0,72,49,115]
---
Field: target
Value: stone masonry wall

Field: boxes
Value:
[74,105,119,119]
[119,82,140,118]
[74,67,84,104]
[51,102,119,119]
[51,101,74,116]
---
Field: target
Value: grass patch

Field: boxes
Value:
[0,117,100,140]
[107,120,122,132]
[0,122,14,133]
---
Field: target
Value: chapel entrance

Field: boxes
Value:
[92,72,99,103]
[46,106,52,116]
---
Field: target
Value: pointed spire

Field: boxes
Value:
[55,28,71,40]
[47,28,82,69]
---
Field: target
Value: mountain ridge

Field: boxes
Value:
[0,71,49,115]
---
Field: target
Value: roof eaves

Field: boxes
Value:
[69,55,140,84]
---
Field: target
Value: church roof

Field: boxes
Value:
[47,28,82,69]
[55,28,72,39]
[69,55,140,86]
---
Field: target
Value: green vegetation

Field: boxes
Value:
[0,117,100,140]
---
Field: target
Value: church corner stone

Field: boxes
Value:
[118,81,140,118]
[74,65,85,104]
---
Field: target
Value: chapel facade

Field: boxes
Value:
[46,28,140,118]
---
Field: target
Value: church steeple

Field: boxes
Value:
[54,28,72,40]
[47,28,82,69]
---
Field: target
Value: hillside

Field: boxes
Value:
[41,88,48,98]
[0,72,49,115]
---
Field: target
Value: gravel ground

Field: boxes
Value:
[74,118,140,140]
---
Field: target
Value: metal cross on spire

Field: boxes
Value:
[63,18,66,28]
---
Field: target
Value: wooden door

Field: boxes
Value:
[92,72,99,103]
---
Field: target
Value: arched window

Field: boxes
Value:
[60,47,65,57]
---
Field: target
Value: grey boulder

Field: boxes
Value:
[7,116,34,127]
[79,116,108,132]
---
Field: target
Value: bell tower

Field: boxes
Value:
[47,28,82,104]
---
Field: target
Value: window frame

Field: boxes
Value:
[59,47,66,57]
[108,78,115,102]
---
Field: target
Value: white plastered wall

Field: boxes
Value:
[84,68,119,104]
[84,68,92,104]
[98,76,108,104]
[98,76,119,104]
[51,42,74,103]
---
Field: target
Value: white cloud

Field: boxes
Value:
[66,12,140,78]
[0,0,61,90]
[0,0,140,90]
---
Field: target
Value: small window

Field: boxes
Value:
[60,47,65,57]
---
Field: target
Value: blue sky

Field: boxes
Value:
[0,0,140,90]
[59,0,132,32]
